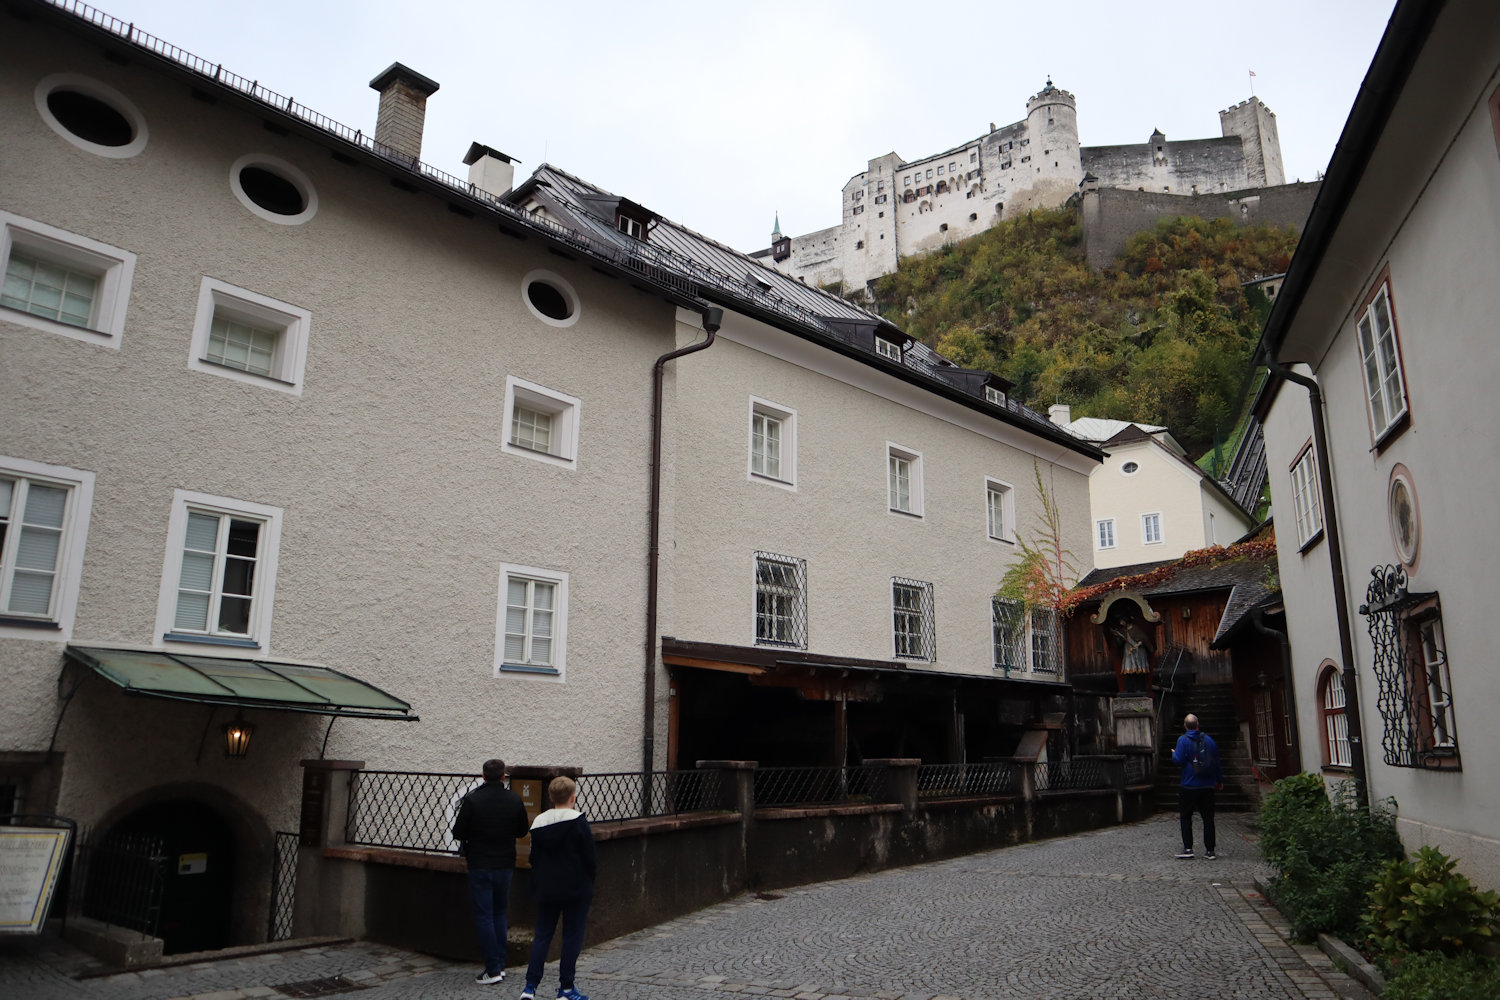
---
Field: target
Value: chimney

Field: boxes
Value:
[368,62,439,162]
[464,143,517,198]
[1049,403,1071,426]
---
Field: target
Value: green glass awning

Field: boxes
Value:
[64,646,418,720]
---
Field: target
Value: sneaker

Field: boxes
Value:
[557,989,589,1000]
[476,970,506,985]
[1204,851,1218,860]
[1175,849,1195,859]
[520,985,537,1000]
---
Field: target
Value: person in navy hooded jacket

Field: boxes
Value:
[1171,714,1223,859]
[520,776,596,1000]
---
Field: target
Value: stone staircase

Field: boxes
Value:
[1154,682,1256,813]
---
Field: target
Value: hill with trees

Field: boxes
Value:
[865,208,1298,461]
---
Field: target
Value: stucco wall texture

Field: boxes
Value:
[1,25,678,830]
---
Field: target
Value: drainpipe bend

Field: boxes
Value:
[1263,360,1370,808]
[643,306,724,776]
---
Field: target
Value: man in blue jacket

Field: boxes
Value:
[520,776,597,1000]
[453,759,532,985]
[1170,714,1222,859]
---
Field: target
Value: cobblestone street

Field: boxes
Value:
[0,815,1373,1000]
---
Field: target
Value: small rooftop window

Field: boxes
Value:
[1121,461,1140,475]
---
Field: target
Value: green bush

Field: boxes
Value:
[1256,773,1403,942]
[1366,846,1500,960]
[1382,952,1500,1000]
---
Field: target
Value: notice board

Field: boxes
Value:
[0,825,72,935]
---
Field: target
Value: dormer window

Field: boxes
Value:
[875,337,901,361]
[617,214,644,240]
[985,386,1006,406]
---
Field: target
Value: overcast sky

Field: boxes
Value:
[94,0,1396,252]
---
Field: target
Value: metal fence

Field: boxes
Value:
[345,770,482,854]
[268,831,299,941]
[753,765,884,807]
[76,829,167,936]
[1034,757,1114,792]
[915,762,1019,799]
[575,770,725,823]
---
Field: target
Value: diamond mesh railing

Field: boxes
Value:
[345,770,482,854]
[575,770,725,823]
[915,762,1019,799]
[1034,757,1113,793]
[268,830,298,941]
[753,765,884,807]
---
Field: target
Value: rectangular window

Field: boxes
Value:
[157,491,282,649]
[984,386,1006,406]
[1,211,135,346]
[752,413,781,480]
[502,376,581,469]
[495,563,569,678]
[1419,619,1455,749]
[748,397,796,488]
[992,597,1024,672]
[1290,445,1323,547]
[617,215,643,239]
[1096,518,1116,550]
[1356,282,1408,440]
[189,277,311,394]
[1030,607,1059,673]
[1362,578,1459,769]
[875,336,901,361]
[0,458,93,640]
[1322,672,1351,767]
[887,444,922,516]
[754,552,807,648]
[986,479,1013,542]
[1141,512,1163,545]
[892,578,935,661]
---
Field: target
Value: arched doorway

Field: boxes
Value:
[98,799,237,954]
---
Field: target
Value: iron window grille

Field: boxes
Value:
[892,577,935,661]
[1030,607,1061,674]
[992,597,1025,673]
[754,552,807,649]
[1359,564,1459,769]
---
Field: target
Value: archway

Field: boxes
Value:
[96,799,237,954]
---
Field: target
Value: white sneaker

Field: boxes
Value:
[1175,849,1195,859]
[476,970,506,985]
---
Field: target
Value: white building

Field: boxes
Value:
[1256,0,1500,889]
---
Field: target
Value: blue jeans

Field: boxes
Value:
[467,868,515,974]
[525,894,592,990]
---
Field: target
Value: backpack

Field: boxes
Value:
[1190,733,1217,777]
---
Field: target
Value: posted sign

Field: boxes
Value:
[0,826,72,935]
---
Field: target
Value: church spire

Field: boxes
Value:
[771,211,783,241]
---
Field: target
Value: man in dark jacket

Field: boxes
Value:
[1170,714,1223,859]
[453,758,531,985]
[520,776,596,1000]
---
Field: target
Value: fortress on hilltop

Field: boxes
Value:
[757,81,1304,286]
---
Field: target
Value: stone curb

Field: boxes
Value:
[1318,934,1386,995]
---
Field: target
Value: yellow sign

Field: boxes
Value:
[177,852,208,875]
[0,827,72,935]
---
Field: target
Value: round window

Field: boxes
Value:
[35,74,148,158]
[229,155,318,225]
[1387,465,1420,567]
[521,270,580,328]
[1121,461,1140,475]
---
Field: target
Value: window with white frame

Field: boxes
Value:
[156,491,282,648]
[875,336,901,361]
[754,552,806,648]
[1290,445,1323,547]
[0,457,94,639]
[748,397,796,488]
[992,597,1024,672]
[1141,512,1163,545]
[495,564,568,678]
[189,277,311,394]
[502,376,581,469]
[1030,607,1060,673]
[892,577,935,661]
[1,212,135,346]
[984,385,1006,406]
[1096,518,1116,550]
[1357,282,1408,440]
[887,444,923,516]
[1320,666,1351,767]
[986,479,1014,542]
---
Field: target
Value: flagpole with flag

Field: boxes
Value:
[1249,69,1256,95]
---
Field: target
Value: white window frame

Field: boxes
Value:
[494,563,569,681]
[1357,282,1408,442]
[1321,667,1351,768]
[1141,512,1163,546]
[34,73,149,159]
[1096,518,1116,550]
[1,211,135,346]
[0,456,95,641]
[891,578,935,661]
[984,386,1006,406]
[1290,444,1323,548]
[886,443,923,517]
[753,552,807,649]
[875,336,902,361]
[985,477,1014,543]
[502,376,581,470]
[748,397,797,490]
[155,490,282,651]
[189,277,311,394]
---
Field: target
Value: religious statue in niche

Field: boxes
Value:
[1108,612,1155,695]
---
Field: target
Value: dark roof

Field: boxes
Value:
[1077,552,1272,601]
[1210,587,1283,648]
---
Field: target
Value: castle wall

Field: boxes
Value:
[1079,181,1320,269]
[1219,98,1285,187]
[1082,136,1250,196]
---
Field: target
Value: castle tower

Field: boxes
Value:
[1024,79,1084,201]
[1219,98,1285,187]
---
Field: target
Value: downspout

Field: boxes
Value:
[1262,360,1369,808]
[1249,607,1302,775]
[643,306,724,778]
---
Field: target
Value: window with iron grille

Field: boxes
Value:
[892,578,935,660]
[1360,564,1459,769]
[1030,607,1060,673]
[992,597,1024,672]
[1320,666,1351,767]
[754,552,806,648]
